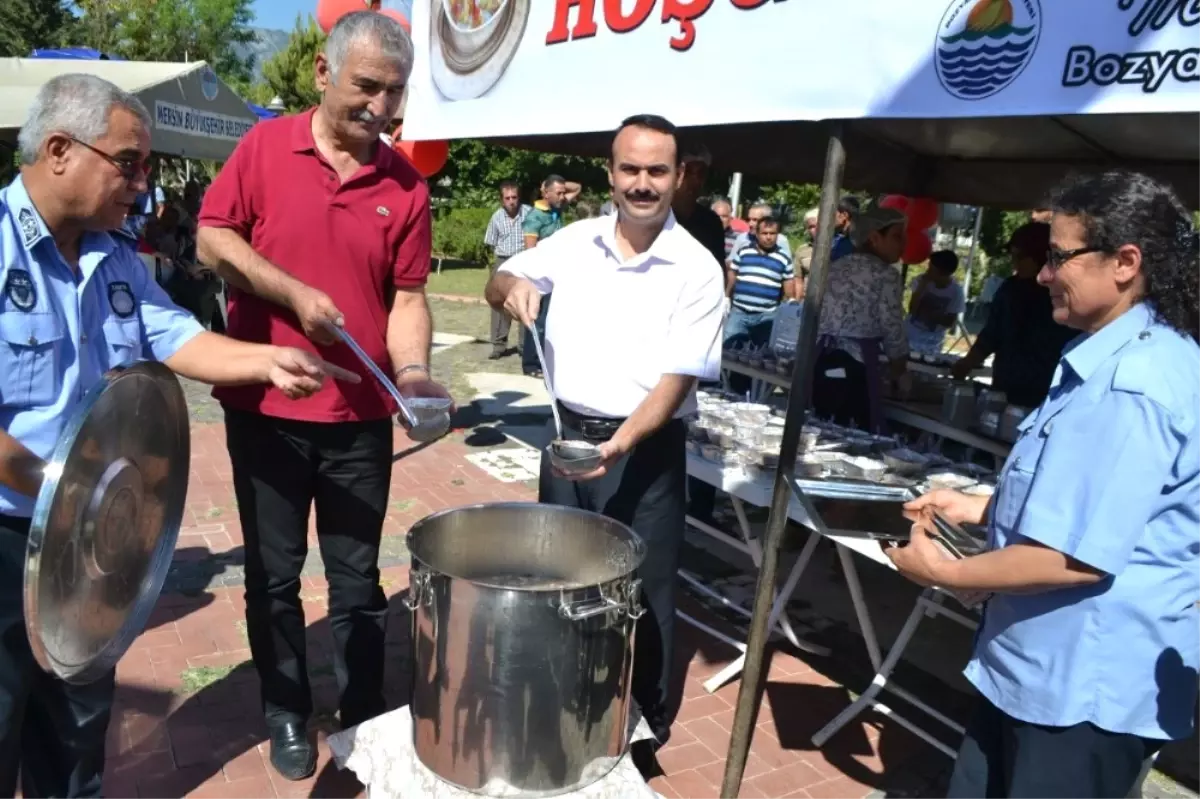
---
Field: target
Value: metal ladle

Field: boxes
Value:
[328,324,421,429]
[526,320,563,440]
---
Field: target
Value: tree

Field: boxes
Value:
[76,0,256,84]
[258,16,325,112]
[0,0,77,57]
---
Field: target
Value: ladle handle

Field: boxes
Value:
[328,324,421,429]
[526,320,563,439]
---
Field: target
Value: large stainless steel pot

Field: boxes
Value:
[406,502,646,797]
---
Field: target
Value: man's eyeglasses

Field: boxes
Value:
[1047,245,1102,270]
[69,137,150,182]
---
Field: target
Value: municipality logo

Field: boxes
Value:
[935,0,1042,101]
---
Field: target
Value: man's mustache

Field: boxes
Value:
[353,108,382,124]
[625,191,659,202]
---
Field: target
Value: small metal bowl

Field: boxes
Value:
[406,397,453,442]
[548,439,603,476]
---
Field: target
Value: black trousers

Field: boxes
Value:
[521,294,551,374]
[0,515,113,798]
[224,408,392,728]
[948,697,1164,799]
[538,416,686,744]
[489,256,514,352]
[811,348,871,429]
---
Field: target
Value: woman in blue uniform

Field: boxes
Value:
[891,170,1199,798]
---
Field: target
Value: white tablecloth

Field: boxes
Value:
[328,707,661,799]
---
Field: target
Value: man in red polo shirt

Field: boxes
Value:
[196,11,449,781]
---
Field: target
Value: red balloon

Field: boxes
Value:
[901,229,933,265]
[879,195,910,212]
[394,138,449,178]
[906,197,940,230]
[316,0,369,33]
[377,7,411,33]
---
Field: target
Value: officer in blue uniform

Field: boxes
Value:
[0,74,357,797]
[894,170,1199,799]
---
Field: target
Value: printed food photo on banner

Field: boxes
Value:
[430,0,529,101]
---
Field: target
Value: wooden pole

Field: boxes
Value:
[720,123,846,797]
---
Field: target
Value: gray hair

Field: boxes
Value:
[326,11,414,81]
[17,73,150,165]
[749,202,773,215]
[804,207,820,223]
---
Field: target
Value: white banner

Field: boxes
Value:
[153,101,255,142]
[404,0,1200,140]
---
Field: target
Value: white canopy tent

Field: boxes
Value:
[0,58,258,162]
[403,0,1200,207]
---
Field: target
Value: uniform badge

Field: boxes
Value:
[107,281,136,318]
[4,270,37,312]
[18,208,39,246]
[376,206,390,217]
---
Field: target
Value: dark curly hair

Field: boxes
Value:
[1047,170,1199,340]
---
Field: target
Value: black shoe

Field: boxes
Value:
[629,739,663,779]
[267,720,316,781]
[489,349,505,360]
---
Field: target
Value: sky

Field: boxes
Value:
[251,0,413,31]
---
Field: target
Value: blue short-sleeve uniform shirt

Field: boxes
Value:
[965,302,1200,741]
[0,176,204,517]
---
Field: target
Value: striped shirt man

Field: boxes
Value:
[730,242,794,313]
[485,203,532,258]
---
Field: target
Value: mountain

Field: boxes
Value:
[235,27,290,81]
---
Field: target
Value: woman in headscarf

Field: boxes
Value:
[894,170,1199,798]
[812,206,910,431]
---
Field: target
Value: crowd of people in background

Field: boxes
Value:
[477,152,1082,448]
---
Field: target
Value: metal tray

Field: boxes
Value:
[792,477,918,503]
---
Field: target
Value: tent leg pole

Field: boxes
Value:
[720,123,846,798]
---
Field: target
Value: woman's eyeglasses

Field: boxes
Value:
[70,137,150,182]
[1047,246,1102,270]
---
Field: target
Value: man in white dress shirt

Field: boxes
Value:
[484,114,725,749]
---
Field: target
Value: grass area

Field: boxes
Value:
[179,664,239,693]
[427,296,525,405]
[427,263,490,298]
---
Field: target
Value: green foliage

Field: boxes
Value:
[431,206,494,265]
[75,0,257,85]
[0,0,76,57]
[438,140,609,209]
[258,16,324,113]
[976,208,1028,258]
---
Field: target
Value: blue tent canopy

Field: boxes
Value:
[29,48,124,60]
[248,103,277,120]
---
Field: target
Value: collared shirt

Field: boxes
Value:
[198,109,432,423]
[484,204,531,258]
[498,213,725,419]
[522,201,562,243]
[676,203,727,270]
[729,244,794,313]
[972,276,1077,407]
[0,176,203,517]
[732,230,791,260]
[817,251,907,362]
[966,302,1200,740]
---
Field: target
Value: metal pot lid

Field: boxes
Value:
[25,362,190,684]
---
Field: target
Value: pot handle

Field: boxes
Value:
[559,578,645,622]
[404,569,433,611]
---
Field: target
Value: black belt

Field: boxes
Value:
[557,404,627,442]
